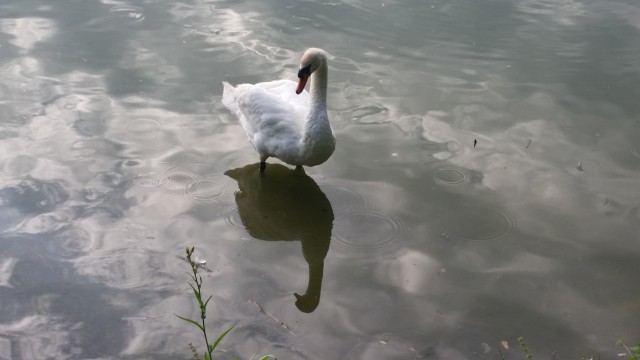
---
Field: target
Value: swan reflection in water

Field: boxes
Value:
[225,163,333,313]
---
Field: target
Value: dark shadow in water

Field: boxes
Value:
[225,163,333,313]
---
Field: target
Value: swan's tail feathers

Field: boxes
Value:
[221,81,239,115]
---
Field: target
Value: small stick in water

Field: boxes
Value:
[255,302,295,335]
[525,139,532,149]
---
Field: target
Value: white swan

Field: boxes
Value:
[222,48,335,173]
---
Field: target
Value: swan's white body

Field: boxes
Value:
[222,48,335,171]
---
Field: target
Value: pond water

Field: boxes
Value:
[1,0,639,359]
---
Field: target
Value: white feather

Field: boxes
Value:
[221,48,335,168]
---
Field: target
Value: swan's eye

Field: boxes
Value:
[298,64,311,78]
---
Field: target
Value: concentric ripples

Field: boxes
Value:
[123,166,235,204]
[185,175,233,203]
[439,205,516,242]
[121,117,164,136]
[159,161,219,177]
[318,183,370,211]
[159,172,199,192]
[129,172,167,188]
[104,112,170,143]
[433,167,470,185]
[332,210,406,257]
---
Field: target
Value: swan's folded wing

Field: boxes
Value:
[235,82,307,141]
[254,80,310,116]
[226,80,313,162]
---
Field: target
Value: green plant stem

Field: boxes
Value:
[177,247,269,359]
[187,248,214,360]
[518,336,534,360]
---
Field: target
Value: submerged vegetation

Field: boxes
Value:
[176,246,276,360]
[517,336,534,360]
[617,338,640,360]
[496,337,640,360]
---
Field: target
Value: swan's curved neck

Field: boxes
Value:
[308,60,328,112]
[300,54,334,165]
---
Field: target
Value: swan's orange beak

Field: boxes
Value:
[296,75,308,95]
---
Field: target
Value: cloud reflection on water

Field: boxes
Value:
[0,0,638,358]
[0,17,56,51]
[0,315,81,359]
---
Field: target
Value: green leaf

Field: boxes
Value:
[189,283,203,304]
[204,352,211,360]
[175,314,205,332]
[210,323,236,351]
[257,355,277,360]
[204,295,212,309]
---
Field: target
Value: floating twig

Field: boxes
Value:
[256,302,295,335]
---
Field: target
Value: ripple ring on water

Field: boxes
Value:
[317,183,370,212]
[332,210,406,256]
[440,206,516,242]
[131,172,168,188]
[185,177,230,203]
[433,168,469,185]
[161,172,200,192]
[122,118,164,134]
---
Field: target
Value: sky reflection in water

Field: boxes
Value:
[0,0,639,359]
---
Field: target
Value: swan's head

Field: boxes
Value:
[296,48,327,94]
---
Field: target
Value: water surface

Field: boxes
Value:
[0,0,639,359]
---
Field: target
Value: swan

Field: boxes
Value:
[222,48,335,173]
